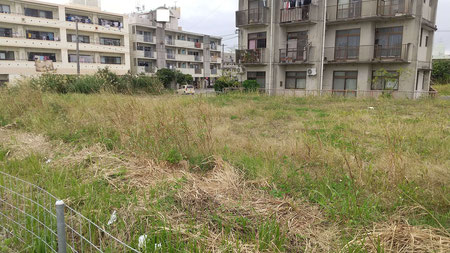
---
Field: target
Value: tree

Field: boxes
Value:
[184,74,194,85]
[156,68,175,88]
[432,60,450,84]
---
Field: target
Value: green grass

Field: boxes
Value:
[0,88,449,252]
[433,84,450,96]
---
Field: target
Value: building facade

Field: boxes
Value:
[0,0,130,83]
[236,0,438,98]
[128,8,223,89]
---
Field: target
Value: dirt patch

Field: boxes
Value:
[0,128,52,159]
[175,157,338,252]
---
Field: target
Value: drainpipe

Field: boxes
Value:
[319,0,327,94]
[269,0,275,95]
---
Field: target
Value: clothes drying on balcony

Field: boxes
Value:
[282,0,311,10]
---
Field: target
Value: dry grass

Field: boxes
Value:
[0,88,449,252]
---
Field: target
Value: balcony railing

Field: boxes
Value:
[279,47,309,63]
[324,44,410,63]
[280,5,311,23]
[195,68,202,74]
[327,0,413,22]
[194,55,202,62]
[144,51,154,58]
[378,0,412,16]
[211,69,218,75]
[167,53,176,59]
[236,7,269,27]
[236,49,265,65]
[166,39,175,45]
[336,2,362,19]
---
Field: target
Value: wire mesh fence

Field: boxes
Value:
[0,170,141,253]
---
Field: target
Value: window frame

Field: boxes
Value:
[67,34,90,44]
[0,51,15,60]
[335,28,361,60]
[371,70,400,90]
[285,71,307,89]
[24,8,53,19]
[100,56,122,65]
[0,4,11,14]
[28,52,56,62]
[248,32,267,50]
[0,27,12,37]
[100,37,121,46]
[332,71,358,95]
[68,54,94,64]
[247,71,266,89]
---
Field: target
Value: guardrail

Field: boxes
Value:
[0,170,140,253]
[222,88,438,99]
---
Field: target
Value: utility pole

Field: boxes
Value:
[75,19,81,75]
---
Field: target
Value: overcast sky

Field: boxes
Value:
[49,0,449,53]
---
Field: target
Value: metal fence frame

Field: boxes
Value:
[0,170,141,253]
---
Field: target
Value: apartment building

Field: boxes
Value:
[128,7,223,88]
[236,0,438,98]
[0,0,130,83]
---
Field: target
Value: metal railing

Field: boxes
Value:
[279,47,309,63]
[236,48,265,64]
[167,53,176,60]
[280,5,311,23]
[324,44,410,63]
[0,170,140,253]
[222,88,438,99]
[144,51,154,58]
[236,6,269,27]
[195,68,202,74]
[327,0,414,22]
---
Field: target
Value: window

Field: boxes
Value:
[337,0,362,19]
[333,71,358,96]
[98,18,122,28]
[66,14,92,24]
[68,54,94,63]
[28,52,56,62]
[286,72,307,89]
[0,51,14,60]
[26,30,55,41]
[24,8,53,19]
[335,29,360,60]
[100,56,121,64]
[375,26,403,58]
[0,74,8,86]
[67,34,90,44]
[0,28,12,37]
[371,70,399,90]
[100,38,121,46]
[248,32,266,49]
[0,4,10,14]
[285,31,308,61]
[247,71,266,88]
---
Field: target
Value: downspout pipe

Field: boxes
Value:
[319,0,327,93]
[269,0,275,95]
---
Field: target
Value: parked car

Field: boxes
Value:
[177,85,195,95]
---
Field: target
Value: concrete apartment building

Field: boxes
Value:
[128,7,223,88]
[0,0,130,84]
[236,0,438,98]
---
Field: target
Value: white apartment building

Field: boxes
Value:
[0,0,130,83]
[128,7,223,89]
[236,0,438,98]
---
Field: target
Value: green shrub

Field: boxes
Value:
[156,68,176,88]
[432,60,450,84]
[242,80,259,92]
[69,75,103,94]
[131,74,164,94]
[95,68,127,93]
[214,76,239,92]
[30,74,76,94]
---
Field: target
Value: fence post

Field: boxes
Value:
[56,200,67,253]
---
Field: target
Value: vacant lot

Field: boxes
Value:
[0,88,449,252]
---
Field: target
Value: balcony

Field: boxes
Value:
[279,47,311,64]
[324,44,410,63]
[236,7,269,27]
[195,68,202,75]
[167,53,176,60]
[137,66,155,74]
[327,0,414,23]
[194,55,202,62]
[280,5,315,25]
[236,49,265,65]
[378,0,413,17]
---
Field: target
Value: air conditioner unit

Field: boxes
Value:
[307,68,317,76]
